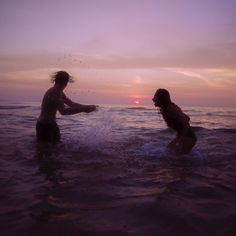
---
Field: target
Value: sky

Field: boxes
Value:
[0,0,236,106]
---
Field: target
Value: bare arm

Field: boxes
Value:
[58,93,97,115]
[63,95,82,108]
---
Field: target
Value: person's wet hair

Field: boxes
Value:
[51,71,74,84]
[153,88,172,107]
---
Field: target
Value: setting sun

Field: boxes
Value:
[134,100,140,105]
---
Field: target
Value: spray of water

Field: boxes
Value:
[142,141,167,157]
[64,109,121,152]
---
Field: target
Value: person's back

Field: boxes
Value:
[39,86,64,123]
[161,103,190,134]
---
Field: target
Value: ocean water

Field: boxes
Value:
[0,102,236,236]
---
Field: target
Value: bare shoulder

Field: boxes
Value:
[44,87,61,100]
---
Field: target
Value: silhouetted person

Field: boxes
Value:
[36,71,97,142]
[152,89,197,154]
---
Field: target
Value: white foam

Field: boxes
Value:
[128,141,168,158]
[142,141,167,156]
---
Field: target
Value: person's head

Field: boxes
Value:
[152,88,172,108]
[51,71,74,89]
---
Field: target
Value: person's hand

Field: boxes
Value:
[85,105,97,113]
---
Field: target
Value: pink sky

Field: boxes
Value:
[0,0,236,106]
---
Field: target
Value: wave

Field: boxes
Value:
[192,126,236,133]
[0,105,31,110]
[191,126,207,132]
[206,112,236,117]
[214,128,236,134]
[126,106,155,110]
[126,106,154,111]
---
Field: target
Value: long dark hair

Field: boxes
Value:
[153,88,176,129]
[153,89,172,108]
[154,89,190,132]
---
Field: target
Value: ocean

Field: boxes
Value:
[0,102,236,236]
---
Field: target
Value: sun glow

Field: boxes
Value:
[134,100,140,104]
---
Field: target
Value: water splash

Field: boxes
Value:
[128,141,168,158]
[64,109,121,152]
[142,141,167,157]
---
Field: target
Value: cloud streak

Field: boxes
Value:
[1,44,236,74]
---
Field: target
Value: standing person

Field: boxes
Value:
[36,71,97,142]
[152,88,197,154]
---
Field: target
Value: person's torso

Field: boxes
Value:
[38,87,64,123]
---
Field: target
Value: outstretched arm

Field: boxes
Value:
[63,95,82,108]
[58,94,97,115]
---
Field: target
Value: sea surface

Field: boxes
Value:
[0,102,236,236]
